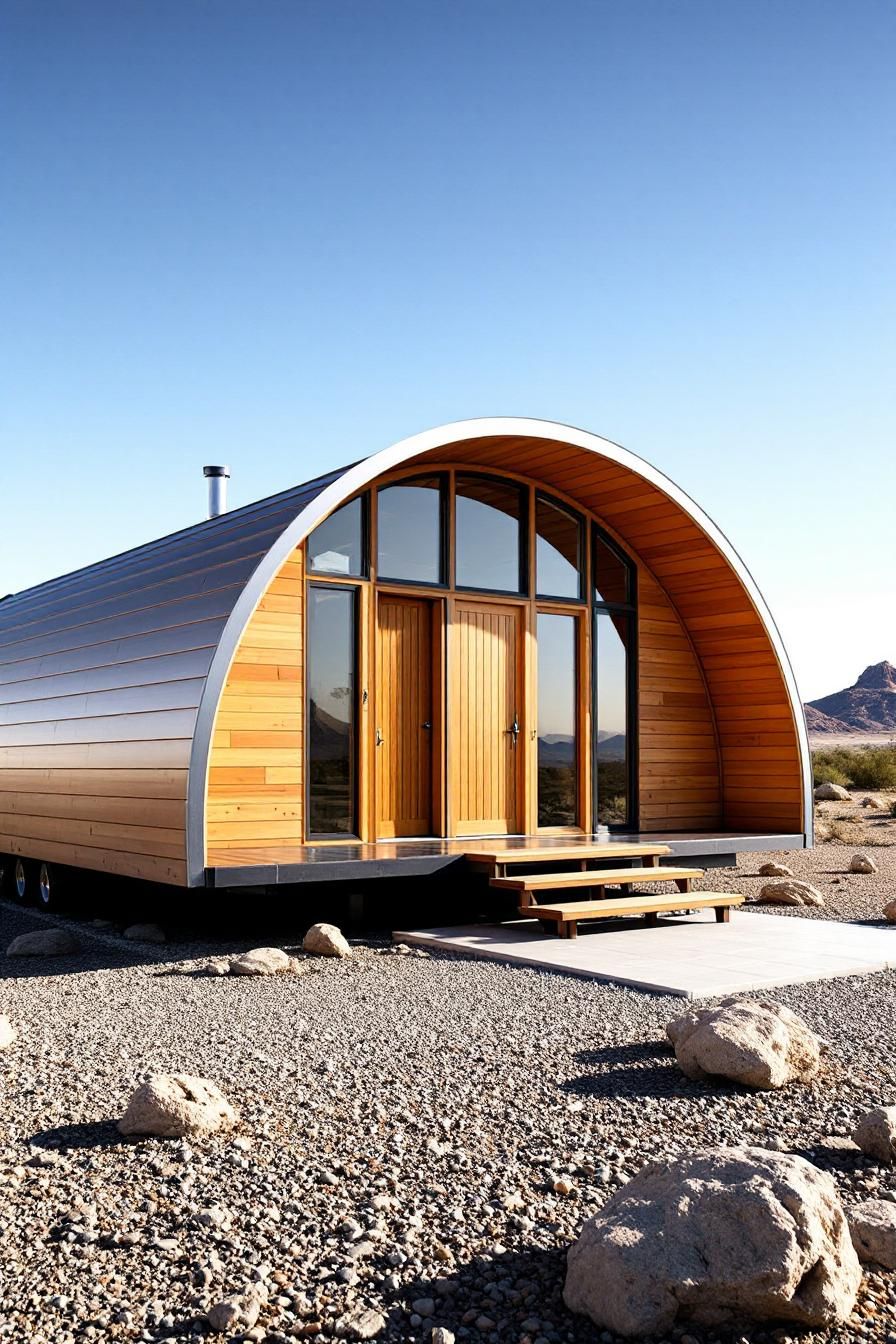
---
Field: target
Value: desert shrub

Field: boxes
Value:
[812,744,896,790]
[891,799,896,818]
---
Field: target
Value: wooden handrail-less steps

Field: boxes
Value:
[521,891,745,938]
[464,842,671,877]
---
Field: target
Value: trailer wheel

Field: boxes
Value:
[38,862,58,910]
[13,858,32,904]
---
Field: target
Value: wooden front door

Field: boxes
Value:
[451,600,523,835]
[375,595,434,838]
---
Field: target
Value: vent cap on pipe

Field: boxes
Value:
[203,464,231,518]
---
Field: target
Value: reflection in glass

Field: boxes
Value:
[593,532,629,606]
[537,613,578,826]
[377,477,443,584]
[536,496,582,599]
[307,587,356,835]
[308,498,365,577]
[595,611,629,826]
[455,475,524,592]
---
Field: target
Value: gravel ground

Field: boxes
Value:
[1,810,895,1344]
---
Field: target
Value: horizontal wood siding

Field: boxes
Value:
[205,547,303,853]
[637,572,722,831]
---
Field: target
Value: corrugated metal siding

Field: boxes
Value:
[0,470,341,884]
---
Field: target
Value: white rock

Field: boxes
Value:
[0,1014,17,1049]
[6,928,80,956]
[122,922,166,944]
[758,862,794,878]
[118,1073,238,1138]
[666,997,822,1089]
[207,1291,261,1333]
[430,1330,456,1344]
[853,1106,896,1165]
[303,922,352,958]
[336,1306,386,1338]
[848,1199,896,1267]
[849,852,877,874]
[564,1146,861,1336]
[814,782,851,801]
[884,898,896,924]
[757,879,824,907]
[229,947,293,976]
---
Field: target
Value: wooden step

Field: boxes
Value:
[465,842,671,870]
[491,865,704,893]
[524,890,745,939]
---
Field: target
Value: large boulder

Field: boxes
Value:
[118,1073,238,1138]
[884,899,896,924]
[563,1146,861,1337]
[6,928,80,956]
[758,862,793,878]
[229,946,293,976]
[666,997,822,1089]
[303,922,352,958]
[0,1015,16,1049]
[757,880,824,907]
[852,1105,896,1165]
[814,782,851,801]
[848,852,877,874]
[848,1199,896,1268]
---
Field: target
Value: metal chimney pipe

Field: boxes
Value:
[203,465,230,519]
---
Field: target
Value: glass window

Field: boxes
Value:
[594,611,629,827]
[307,498,365,577]
[593,531,630,606]
[536,495,583,599]
[377,477,444,585]
[307,586,356,835]
[537,613,578,827]
[455,475,525,593]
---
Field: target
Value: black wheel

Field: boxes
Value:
[13,858,33,904]
[37,862,58,910]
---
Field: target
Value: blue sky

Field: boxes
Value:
[1,0,893,701]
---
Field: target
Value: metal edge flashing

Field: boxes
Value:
[186,417,814,886]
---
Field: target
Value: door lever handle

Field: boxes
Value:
[422,721,432,730]
[507,715,520,748]
[375,728,384,747]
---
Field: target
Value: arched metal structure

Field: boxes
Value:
[0,417,812,889]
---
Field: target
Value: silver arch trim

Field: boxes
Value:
[186,416,812,884]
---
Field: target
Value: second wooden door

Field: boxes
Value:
[375,595,434,838]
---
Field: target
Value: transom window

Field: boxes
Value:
[454,474,525,594]
[377,475,446,586]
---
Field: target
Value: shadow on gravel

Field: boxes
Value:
[30,1119,132,1151]
[561,1039,699,1101]
[790,1141,865,1175]
[398,1244,576,1343]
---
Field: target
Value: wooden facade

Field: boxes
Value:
[0,419,811,895]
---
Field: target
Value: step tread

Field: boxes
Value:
[465,842,671,866]
[492,865,704,891]
[529,891,745,919]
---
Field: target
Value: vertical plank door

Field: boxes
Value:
[375,596,433,838]
[451,600,523,835]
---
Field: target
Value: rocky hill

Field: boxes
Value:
[807,661,896,732]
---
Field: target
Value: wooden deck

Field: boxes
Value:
[204,830,805,887]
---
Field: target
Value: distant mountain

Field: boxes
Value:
[804,704,853,735]
[806,661,896,733]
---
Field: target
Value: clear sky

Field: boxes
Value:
[2,1,893,702]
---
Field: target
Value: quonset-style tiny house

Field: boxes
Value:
[0,418,812,902]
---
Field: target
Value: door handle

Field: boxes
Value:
[507,715,520,749]
[375,728,384,747]
[422,721,432,730]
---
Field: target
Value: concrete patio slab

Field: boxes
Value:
[394,911,896,998]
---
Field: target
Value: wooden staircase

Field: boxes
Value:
[465,842,744,939]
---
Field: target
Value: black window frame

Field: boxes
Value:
[306,493,370,581]
[454,471,528,597]
[305,581,361,841]
[591,523,638,831]
[534,492,586,603]
[375,472,449,589]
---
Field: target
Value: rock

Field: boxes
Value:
[430,1330,455,1344]
[853,1106,896,1165]
[848,1199,896,1268]
[758,862,793,877]
[0,1014,16,1049]
[848,852,877,874]
[6,928,80,956]
[814,782,851,801]
[118,1073,238,1138]
[122,922,166,944]
[335,1307,386,1338]
[563,1146,860,1336]
[861,795,885,809]
[757,880,824,907]
[666,997,821,1089]
[303,923,352,958]
[229,947,293,976]
[884,898,896,924]
[207,1291,261,1333]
